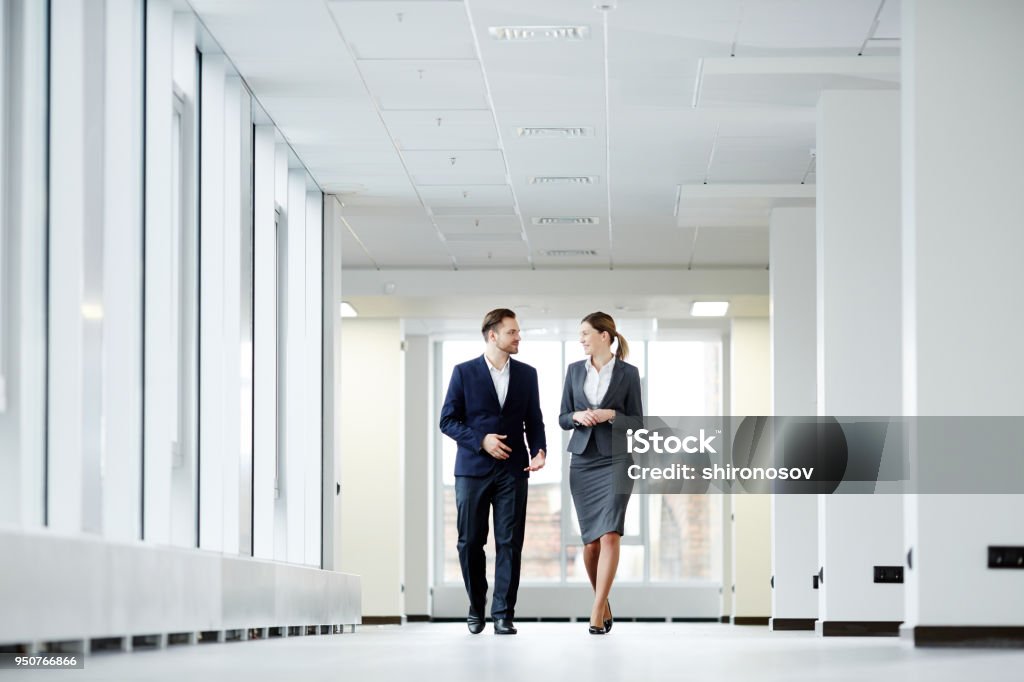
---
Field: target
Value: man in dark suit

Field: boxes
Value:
[440,308,546,635]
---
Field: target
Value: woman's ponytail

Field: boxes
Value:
[615,332,629,361]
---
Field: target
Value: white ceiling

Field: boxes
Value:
[189,0,900,321]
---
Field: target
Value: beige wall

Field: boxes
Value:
[340,318,405,618]
[729,318,772,619]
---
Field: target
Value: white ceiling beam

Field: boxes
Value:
[342,268,768,298]
[700,56,899,78]
[678,184,815,200]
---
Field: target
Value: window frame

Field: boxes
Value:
[432,328,726,588]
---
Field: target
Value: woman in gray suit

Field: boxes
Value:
[559,312,643,634]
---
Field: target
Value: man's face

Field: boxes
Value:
[491,317,521,354]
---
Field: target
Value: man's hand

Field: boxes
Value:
[524,449,546,472]
[482,433,512,460]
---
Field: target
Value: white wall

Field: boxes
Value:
[0,0,359,649]
[340,318,405,618]
[730,318,771,620]
[816,89,904,626]
[902,0,1024,631]
[768,206,818,623]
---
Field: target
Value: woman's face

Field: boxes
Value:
[579,321,610,356]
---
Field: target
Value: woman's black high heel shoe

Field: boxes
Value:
[588,623,607,635]
[604,600,613,633]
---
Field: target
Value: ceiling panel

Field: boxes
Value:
[612,227,695,266]
[528,226,608,251]
[413,172,510,185]
[418,184,513,207]
[256,98,389,146]
[339,221,377,267]
[435,215,522,234]
[532,251,608,267]
[192,0,902,274]
[448,240,530,265]
[403,149,507,176]
[328,1,476,60]
[737,0,881,51]
[384,110,499,149]
[359,59,488,110]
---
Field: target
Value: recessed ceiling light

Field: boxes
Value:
[516,127,593,138]
[489,26,590,41]
[340,301,359,318]
[543,249,598,257]
[690,301,729,317]
[530,176,598,185]
[532,217,600,225]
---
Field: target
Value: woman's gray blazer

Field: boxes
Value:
[558,359,643,455]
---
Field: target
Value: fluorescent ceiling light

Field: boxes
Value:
[489,26,590,41]
[690,301,729,317]
[532,217,600,225]
[530,176,597,185]
[516,127,593,138]
[340,301,359,318]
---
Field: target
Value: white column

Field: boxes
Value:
[730,318,771,622]
[199,53,227,551]
[902,0,1024,641]
[404,334,431,616]
[47,0,92,533]
[220,75,244,556]
[101,0,144,542]
[768,207,818,627]
[143,0,173,544]
[321,196,345,570]
[304,190,323,567]
[285,168,308,564]
[0,0,48,529]
[252,124,277,559]
[815,89,903,632]
[341,319,405,618]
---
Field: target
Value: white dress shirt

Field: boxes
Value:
[583,357,615,408]
[485,356,510,408]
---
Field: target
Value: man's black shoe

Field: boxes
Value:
[467,616,485,634]
[493,618,517,635]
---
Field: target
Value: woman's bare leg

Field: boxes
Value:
[583,540,600,591]
[591,533,620,627]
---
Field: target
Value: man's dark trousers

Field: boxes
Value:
[455,467,528,621]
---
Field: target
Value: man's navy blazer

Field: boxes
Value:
[440,355,546,479]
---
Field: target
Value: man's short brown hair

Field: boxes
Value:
[481,308,516,341]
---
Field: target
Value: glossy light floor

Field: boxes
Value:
[8,622,1024,681]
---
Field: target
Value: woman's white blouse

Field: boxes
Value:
[583,358,615,408]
